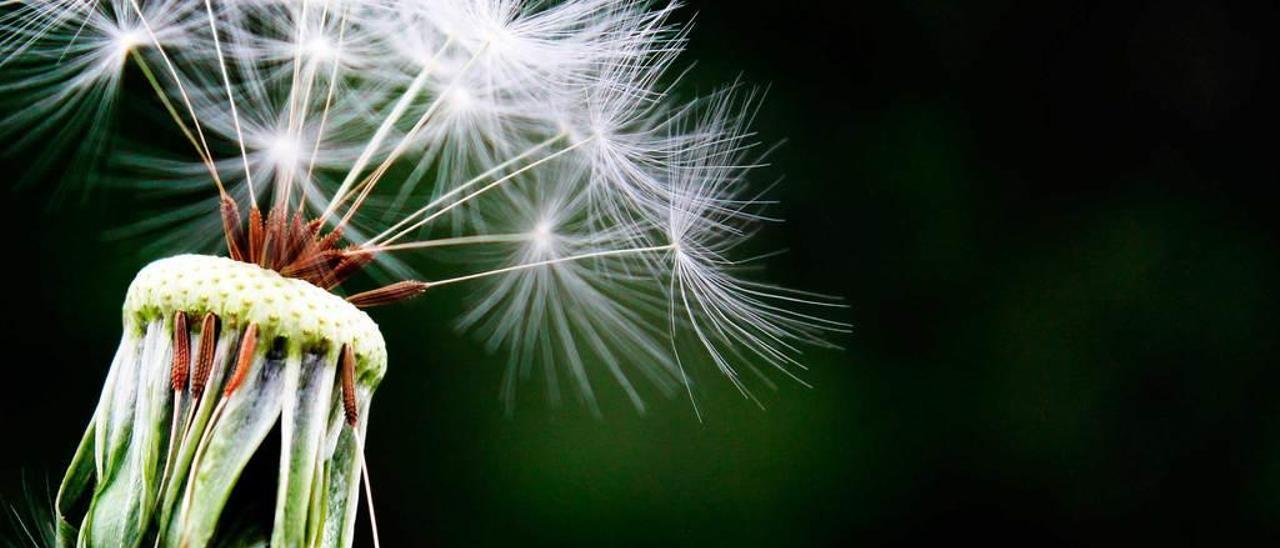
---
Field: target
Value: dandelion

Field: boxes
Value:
[1,0,847,546]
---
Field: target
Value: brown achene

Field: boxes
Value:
[219,196,426,308]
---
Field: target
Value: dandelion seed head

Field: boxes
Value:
[3,0,845,414]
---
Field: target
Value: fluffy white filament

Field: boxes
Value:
[0,0,847,414]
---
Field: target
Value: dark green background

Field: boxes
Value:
[3,1,1279,544]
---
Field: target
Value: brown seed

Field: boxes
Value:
[277,211,308,270]
[340,344,358,426]
[171,311,190,392]
[220,196,245,262]
[305,217,325,237]
[314,224,346,255]
[247,207,265,266]
[280,249,343,280]
[224,323,259,396]
[262,205,286,269]
[192,312,219,399]
[321,249,375,290]
[346,280,429,308]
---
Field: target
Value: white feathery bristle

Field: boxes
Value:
[0,0,202,187]
[660,88,850,410]
[454,161,679,414]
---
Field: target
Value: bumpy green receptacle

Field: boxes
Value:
[56,255,387,548]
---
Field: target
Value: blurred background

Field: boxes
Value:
[3,0,1279,544]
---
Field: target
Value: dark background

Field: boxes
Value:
[3,0,1279,545]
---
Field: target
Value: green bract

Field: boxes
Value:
[56,255,385,548]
